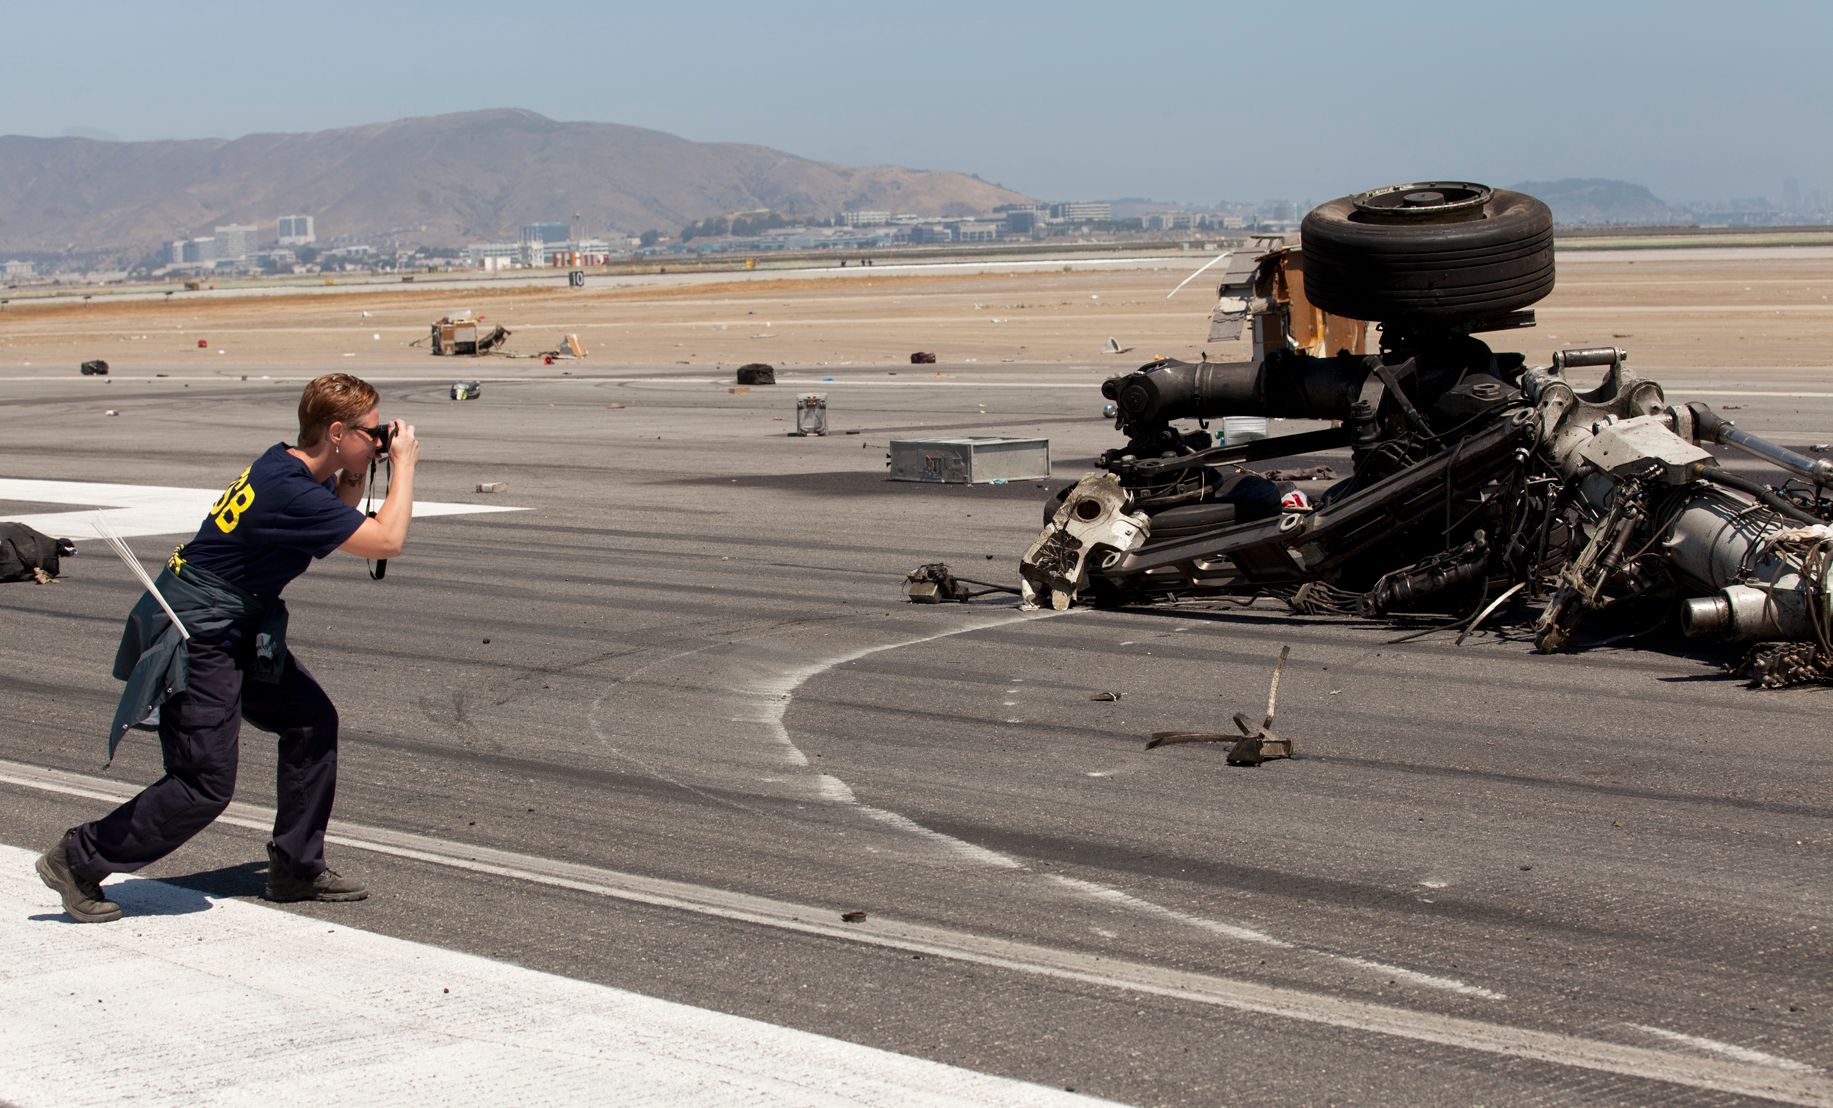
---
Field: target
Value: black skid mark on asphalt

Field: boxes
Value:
[492,645,648,707]
[414,687,501,752]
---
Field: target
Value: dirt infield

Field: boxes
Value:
[3,251,1831,378]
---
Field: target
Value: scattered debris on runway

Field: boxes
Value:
[79,359,108,375]
[1,524,73,584]
[793,393,828,436]
[904,563,1020,603]
[424,311,511,356]
[736,363,776,385]
[889,437,1051,485]
[1147,646,1295,765]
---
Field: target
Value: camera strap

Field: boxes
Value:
[363,454,391,581]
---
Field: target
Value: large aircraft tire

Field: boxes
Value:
[1300,182,1555,323]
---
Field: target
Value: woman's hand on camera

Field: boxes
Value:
[387,420,420,469]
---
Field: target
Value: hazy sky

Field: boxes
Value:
[6,1,1828,207]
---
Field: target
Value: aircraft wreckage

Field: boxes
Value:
[933,183,1833,686]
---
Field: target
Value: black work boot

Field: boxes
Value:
[37,831,123,923]
[263,841,367,903]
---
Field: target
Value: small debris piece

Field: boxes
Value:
[104,409,119,416]
[840,910,868,923]
[910,351,937,364]
[606,403,625,410]
[197,339,207,348]
[1088,691,1122,702]
[1736,641,1833,688]
[729,386,750,395]
[736,363,776,385]
[1226,729,1266,766]
[80,359,109,375]
[1103,337,1133,354]
[1147,731,1230,749]
[906,563,972,603]
[476,482,507,494]
[1263,465,1338,481]
[450,381,482,400]
[1145,646,1295,765]
[1811,443,1829,454]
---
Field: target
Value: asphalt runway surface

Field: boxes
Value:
[2,313,1831,1099]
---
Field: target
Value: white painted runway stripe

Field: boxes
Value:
[0,477,524,540]
[0,846,1100,1107]
[727,616,1504,1001]
[3,758,1826,1104]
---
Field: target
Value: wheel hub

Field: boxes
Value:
[1352,181,1493,224]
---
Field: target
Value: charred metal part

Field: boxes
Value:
[1362,533,1490,617]
[1737,641,1833,688]
[905,563,1020,604]
[1101,352,1369,435]
[1020,474,1150,610]
[429,313,510,355]
[1144,646,1294,763]
[1230,645,1293,764]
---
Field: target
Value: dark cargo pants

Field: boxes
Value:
[67,636,340,884]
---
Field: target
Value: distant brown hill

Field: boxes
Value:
[0,108,1035,254]
[1511,178,1689,226]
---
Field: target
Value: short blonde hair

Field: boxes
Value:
[297,373,379,447]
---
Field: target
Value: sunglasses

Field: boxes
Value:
[347,422,393,453]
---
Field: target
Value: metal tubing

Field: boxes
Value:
[1688,402,1833,487]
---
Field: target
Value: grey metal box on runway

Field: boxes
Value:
[888,436,1051,484]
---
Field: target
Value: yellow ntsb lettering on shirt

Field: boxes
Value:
[210,465,256,534]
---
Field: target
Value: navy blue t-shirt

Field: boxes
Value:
[174,443,366,598]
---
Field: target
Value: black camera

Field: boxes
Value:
[354,421,393,455]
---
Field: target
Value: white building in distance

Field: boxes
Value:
[214,224,260,260]
[277,215,316,245]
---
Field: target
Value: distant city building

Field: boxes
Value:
[953,221,1000,243]
[1145,212,1215,231]
[842,211,890,227]
[2,259,35,281]
[466,242,522,264]
[277,215,316,245]
[520,222,570,245]
[546,240,614,266]
[167,240,188,265]
[214,224,260,260]
[1049,201,1111,222]
[1003,210,1040,235]
[184,237,220,264]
